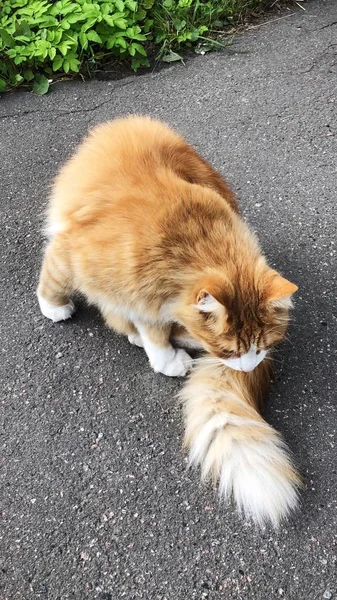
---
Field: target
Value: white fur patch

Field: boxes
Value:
[269,295,293,310]
[100,302,156,327]
[38,294,75,322]
[221,345,267,372]
[137,326,192,377]
[187,410,299,527]
[128,332,143,347]
[44,222,65,238]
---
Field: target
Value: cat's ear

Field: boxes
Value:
[195,290,222,313]
[194,275,230,313]
[266,271,298,305]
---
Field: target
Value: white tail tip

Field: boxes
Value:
[188,412,301,528]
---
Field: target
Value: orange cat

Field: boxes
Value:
[37,115,301,525]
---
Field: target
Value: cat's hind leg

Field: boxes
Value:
[136,322,192,377]
[37,238,75,322]
[103,312,143,347]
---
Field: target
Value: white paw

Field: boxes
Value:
[38,294,75,323]
[128,332,143,347]
[152,348,192,377]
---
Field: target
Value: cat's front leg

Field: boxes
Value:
[136,322,192,377]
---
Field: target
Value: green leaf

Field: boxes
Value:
[162,50,183,63]
[52,55,64,71]
[59,3,81,16]
[60,18,71,30]
[14,55,26,65]
[114,36,127,49]
[63,59,70,73]
[101,3,110,15]
[142,0,154,7]
[129,32,146,41]
[15,21,32,38]
[58,41,72,56]
[39,15,59,27]
[126,0,137,10]
[32,75,49,95]
[69,57,80,71]
[173,18,186,32]
[0,78,7,92]
[86,30,102,43]
[189,29,200,42]
[81,17,98,32]
[131,56,149,70]
[54,31,63,44]
[14,35,31,43]
[132,42,147,56]
[115,0,125,11]
[115,18,127,29]
[49,47,56,60]
[0,29,15,48]
[23,69,35,82]
[79,32,88,49]
[66,13,86,24]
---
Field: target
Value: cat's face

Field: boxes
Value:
[178,270,298,372]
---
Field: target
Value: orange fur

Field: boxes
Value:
[38,115,297,373]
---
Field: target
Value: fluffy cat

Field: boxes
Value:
[37,115,301,525]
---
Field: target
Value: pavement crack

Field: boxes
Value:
[320,21,337,30]
[300,43,337,73]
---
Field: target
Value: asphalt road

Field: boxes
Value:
[1,1,336,598]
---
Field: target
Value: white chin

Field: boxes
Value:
[221,348,267,372]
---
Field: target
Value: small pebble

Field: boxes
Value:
[323,592,332,600]
[35,585,48,595]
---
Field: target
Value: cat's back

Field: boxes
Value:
[46,115,185,230]
[54,115,182,193]
[46,115,237,234]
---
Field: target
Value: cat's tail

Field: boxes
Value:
[179,359,302,527]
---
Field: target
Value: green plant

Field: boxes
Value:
[151,0,225,61]
[0,0,152,93]
[0,0,277,93]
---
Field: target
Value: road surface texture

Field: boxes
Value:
[1,0,336,598]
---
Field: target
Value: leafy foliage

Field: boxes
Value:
[0,0,151,93]
[0,0,273,93]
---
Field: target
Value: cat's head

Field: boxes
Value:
[177,268,298,372]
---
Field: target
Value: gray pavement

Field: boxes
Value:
[1,0,337,598]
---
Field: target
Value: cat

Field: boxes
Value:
[37,115,301,525]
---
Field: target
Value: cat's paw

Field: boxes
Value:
[152,348,192,377]
[38,295,75,323]
[128,332,143,347]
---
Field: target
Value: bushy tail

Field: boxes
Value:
[179,359,302,527]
